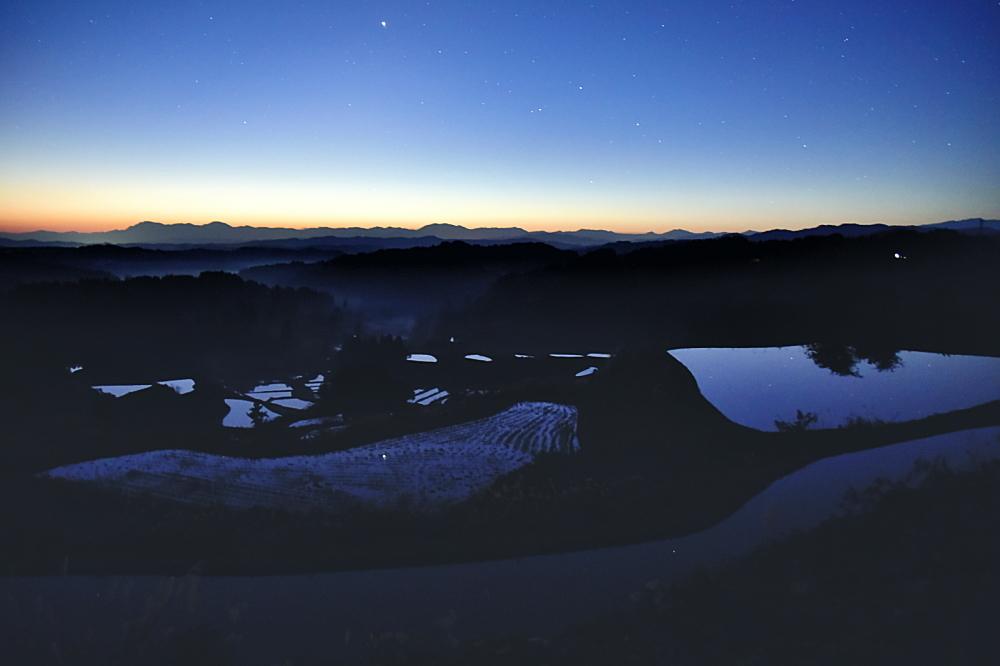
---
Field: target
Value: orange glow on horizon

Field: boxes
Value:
[0,213,925,237]
[1,181,742,235]
[0,179,966,237]
[2,171,989,236]
[0,215,763,236]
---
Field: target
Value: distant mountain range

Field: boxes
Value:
[0,218,997,249]
[0,220,714,248]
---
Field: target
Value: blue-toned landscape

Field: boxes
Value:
[4,0,999,663]
[3,221,1000,664]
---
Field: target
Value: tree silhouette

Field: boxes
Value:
[248,402,269,428]
[804,343,861,377]
[774,409,819,432]
[318,362,410,417]
[805,342,903,376]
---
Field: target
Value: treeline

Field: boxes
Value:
[0,246,118,288]
[442,228,1000,355]
[1,271,342,383]
[316,334,412,417]
[269,239,572,272]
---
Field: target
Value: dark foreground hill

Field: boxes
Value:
[350,459,1000,666]
[7,458,997,665]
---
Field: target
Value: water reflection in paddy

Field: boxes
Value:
[669,347,1000,430]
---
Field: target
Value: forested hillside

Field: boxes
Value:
[1,272,341,382]
[240,241,575,335]
[442,229,1000,355]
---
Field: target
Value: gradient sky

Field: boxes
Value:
[2,0,998,234]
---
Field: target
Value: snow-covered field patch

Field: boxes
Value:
[465,354,492,362]
[40,402,580,513]
[575,367,598,377]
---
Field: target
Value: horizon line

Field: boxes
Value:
[2,218,968,237]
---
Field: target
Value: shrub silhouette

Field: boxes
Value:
[774,409,819,432]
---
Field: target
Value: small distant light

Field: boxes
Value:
[894,253,901,259]
[382,454,386,459]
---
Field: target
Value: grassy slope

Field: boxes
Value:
[14,458,996,665]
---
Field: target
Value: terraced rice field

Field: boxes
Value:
[92,379,196,398]
[409,388,450,406]
[39,402,579,513]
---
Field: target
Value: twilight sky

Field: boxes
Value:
[1,0,998,234]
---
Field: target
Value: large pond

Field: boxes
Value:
[669,347,1000,430]
[5,348,1000,664]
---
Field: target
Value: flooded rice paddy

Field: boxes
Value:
[670,347,1000,430]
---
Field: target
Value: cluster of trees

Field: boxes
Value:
[803,342,902,376]
[317,334,411,417]
[1,271,343,382]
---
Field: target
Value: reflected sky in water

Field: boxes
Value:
[669,347,1000,431]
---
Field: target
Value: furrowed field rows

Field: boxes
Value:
[39,402,579,512]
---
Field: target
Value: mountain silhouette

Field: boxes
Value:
[3,219,997,250]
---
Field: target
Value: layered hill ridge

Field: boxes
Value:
[8,219,995,249]
[11,218,1000,248]
[0,220,719,247]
